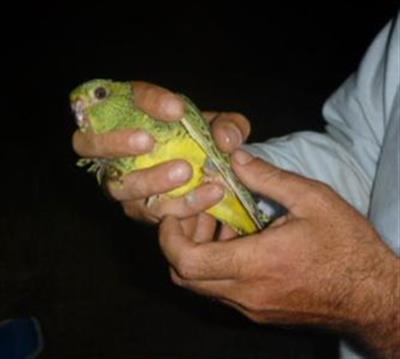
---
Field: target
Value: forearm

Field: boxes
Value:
[352,253,400,359]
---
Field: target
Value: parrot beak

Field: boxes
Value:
[71,100,90,132]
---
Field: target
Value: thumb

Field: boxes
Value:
[133,81,185,122]
[231,150,312,210]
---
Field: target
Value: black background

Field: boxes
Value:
[1,2,398,358]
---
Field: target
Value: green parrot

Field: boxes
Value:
[70,79,270,234]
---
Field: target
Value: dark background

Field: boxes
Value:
[1,2,398,358]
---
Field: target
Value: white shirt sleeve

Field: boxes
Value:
[245,13,399,216]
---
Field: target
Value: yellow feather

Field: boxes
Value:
[71,79,262,235]
[134,136,257,234]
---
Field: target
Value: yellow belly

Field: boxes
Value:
[125,136,257,234]
[134,136,206,197]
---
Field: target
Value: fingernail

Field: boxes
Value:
[185,191,198,205]
[208,184,225,200]
[224,124,242,147]
[233,150,253,165]
[129,132,153,152]
[185,185,224,206]
[163,94,184,119]
[168,162,192,182]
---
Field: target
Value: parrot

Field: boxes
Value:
[70,79,270,234]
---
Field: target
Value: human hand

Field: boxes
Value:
[159,150,400,358]
[72,82,250,223]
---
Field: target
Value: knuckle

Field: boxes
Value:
[176,259,193,280]
[176,250,199,280]
[313,180,334,195]
[302,179,334,204]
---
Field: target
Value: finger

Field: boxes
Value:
[218,224,237,241]
[170,267,236,299]
[120,199,159,223]
[203,112,251,139]
[268,214,290,228]
[219,299,258,322]
[170,268,261,322]
[159,216,258,280]
[72,128,154,158]
[151,184,224,219]
[232,150,314,211]
[122,183,223,223]
[108,160,192,201]
[181,217,198,238]
[211,113,251,153]
[133,81,185,121]
[192,213,218,243]
[170,268,273,323]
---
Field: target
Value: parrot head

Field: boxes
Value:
[70,79,133,133]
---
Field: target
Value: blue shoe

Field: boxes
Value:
[0,317,43,358]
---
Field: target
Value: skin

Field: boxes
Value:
[72,82,400,358]
[73,82,249,225]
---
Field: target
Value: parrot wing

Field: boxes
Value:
[180,95,269,230]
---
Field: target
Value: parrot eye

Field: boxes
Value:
[94,86,108,100]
